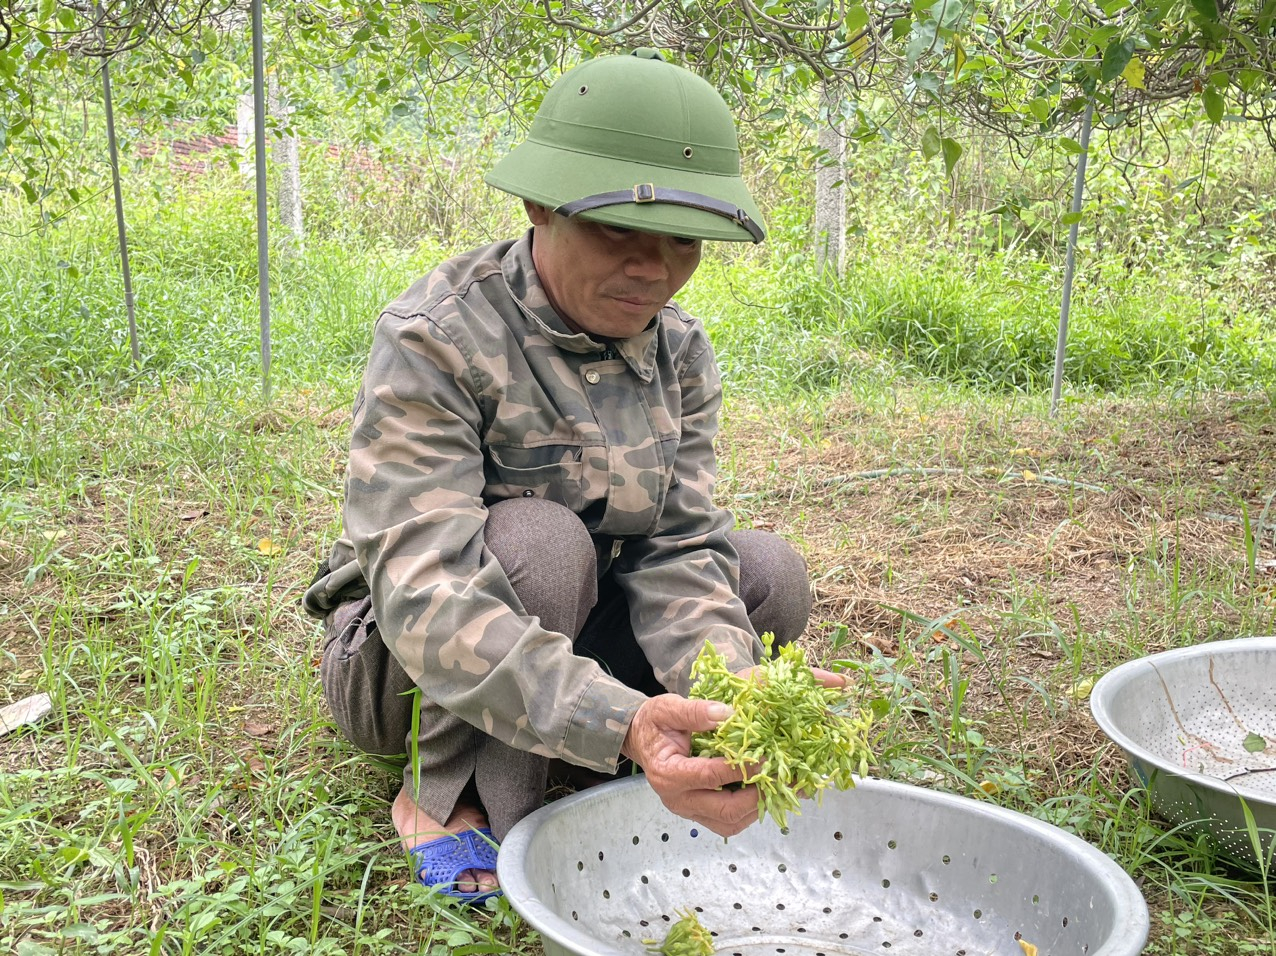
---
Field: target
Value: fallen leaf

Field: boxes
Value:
[243,720,275,737]
[1023,470,1038,482]
[859,632,899,656]
[1068,677,1096,700]
[180,509,209,521]
[256,537,285,556]
[0,693,53,736]
[1018,939,1038,956]
[1244,732,1268,754]
[978,780,1000,796]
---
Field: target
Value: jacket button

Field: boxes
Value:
[585,370,601,384]
[521,489,535,497]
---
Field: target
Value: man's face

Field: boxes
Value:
[525,202,703,340]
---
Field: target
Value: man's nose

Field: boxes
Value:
[624,237,670,280]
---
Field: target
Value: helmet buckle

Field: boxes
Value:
[632,183,657,203]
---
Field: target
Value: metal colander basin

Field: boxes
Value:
[1090,635,1276,865]
[498,776,1148,956]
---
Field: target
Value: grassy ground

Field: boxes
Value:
[3,176,1276,953]
[4,372,1276,954]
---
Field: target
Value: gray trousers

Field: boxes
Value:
[319,498,813,841]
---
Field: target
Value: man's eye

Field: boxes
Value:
[601,225,634,239]
[673,237,699,249]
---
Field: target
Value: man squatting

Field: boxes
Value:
[304,49,841,902]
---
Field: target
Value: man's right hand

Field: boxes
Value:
[619,694,761,838]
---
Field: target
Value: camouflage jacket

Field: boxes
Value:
[303,231,762,772]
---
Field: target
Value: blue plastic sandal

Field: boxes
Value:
[410,827,501,905]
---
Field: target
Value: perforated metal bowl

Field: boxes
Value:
[498,776,1148,956]
[1091,635,1276,866]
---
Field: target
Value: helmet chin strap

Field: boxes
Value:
[555,184,765,243]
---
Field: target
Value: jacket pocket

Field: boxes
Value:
[485,442,586,511]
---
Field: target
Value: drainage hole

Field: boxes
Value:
[778,863,787,872]
[752,926,762,933]
[1032,895,1040,905]
[973,910,982,919]
[695,906,704,913]
[882,944,891,950]
[797,927,807,933]
[640,920,649,927]
[690,828,700,838]
[888,839,897,849]
[632,836,640,845]
[914,930,924,938]
[734,903,743,910]
[622,930,631,938]
[832,869,842,879]
[661,833,669,842]
[776,903,785,911]
[661,914,671,923]
[728,863,738,873]
[1063,917,1069,927]
[576,861,583,871]
[989,873,998,884]
[571,912,578,921]
[682,868,691,878]
[839,934,849,940]
[834,831,844,841]
[641,875,649,884]
[929,893,939,902]
[598,851,604,860]
[942,854,952,864]
[823,907,832,915]
[602,890,610,900]
[872,916,882,923]
[881,879,891,888]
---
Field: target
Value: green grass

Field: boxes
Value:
[3,166,1276,955]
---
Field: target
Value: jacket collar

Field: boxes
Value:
[502,230,659,382]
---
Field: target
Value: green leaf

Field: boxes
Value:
[921,126,942,159]
[1061,211,1083,225]
[1100,38,1135,84]
[37,0,55,24]
[941,136,963,177]
[928,0,965,29]
[1243,732,1267,753]
[1202,86,1225,123]
[1059,136,1086,154]
[1121,56,1146,90]
[1189,0,1219,20]
[1029,97,1050,122]
[845,3,869,33]
[907,21,938,68]
[952,34,967,79]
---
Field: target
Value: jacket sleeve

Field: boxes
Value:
[611,333,765,695]
[344,311,645,771]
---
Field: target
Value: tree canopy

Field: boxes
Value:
[2,0,1274,226]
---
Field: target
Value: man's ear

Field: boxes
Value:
[524,200,552,226]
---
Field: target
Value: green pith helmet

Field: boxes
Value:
[485,49,765,244]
